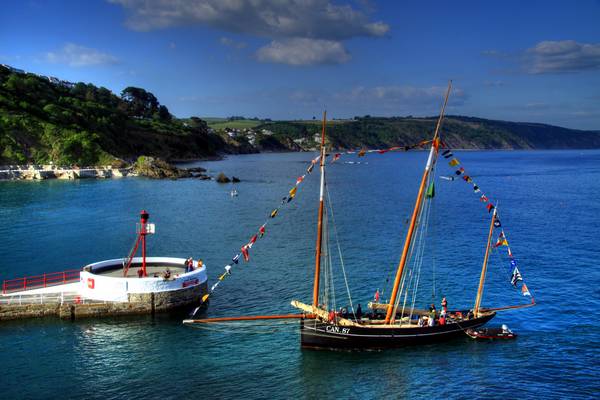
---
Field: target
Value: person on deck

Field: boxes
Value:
[428,316,435,327]
[441,297,448,312]
[374,289,380,303]
[328,309,335,323]
[439,314,446,325]
[356,304,363,320]
[429,304,437,321]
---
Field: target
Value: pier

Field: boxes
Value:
[0,257,208,321]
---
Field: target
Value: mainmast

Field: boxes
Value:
[385,81,452,324]
[312,111,327,307]
[474,207,497,316]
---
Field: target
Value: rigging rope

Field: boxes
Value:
[325,182,356,320]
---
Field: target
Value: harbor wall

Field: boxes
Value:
[0,281,208,321]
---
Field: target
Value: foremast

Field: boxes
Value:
[312,111,327,307]
[474,207,497,316]
[384,81,452,324]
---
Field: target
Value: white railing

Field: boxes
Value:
[0,292,105,306]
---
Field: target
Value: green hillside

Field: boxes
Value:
[0,65,229,165]
[1,64,599,167]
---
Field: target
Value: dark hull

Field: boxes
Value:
[300,313,496,350]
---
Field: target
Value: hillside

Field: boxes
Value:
[0,65,235,165]
[256,116,600,151]
[1,64,599,166]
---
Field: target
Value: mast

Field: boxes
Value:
[312,111,327,307]
[474,207,497,316]
[385,81,452,324]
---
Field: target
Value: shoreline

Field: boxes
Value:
[0,165,136,181]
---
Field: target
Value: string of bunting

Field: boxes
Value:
[440,145,534,300]
[205,154,322,300]
[329,140,433,163]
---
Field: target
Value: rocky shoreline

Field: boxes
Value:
[0,157,218,181]
[0,165,136,180]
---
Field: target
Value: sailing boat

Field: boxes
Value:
[185,81,534,349]
[288,82,531,349]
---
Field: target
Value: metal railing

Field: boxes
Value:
[0,292,105,306]
[2,270,81,294]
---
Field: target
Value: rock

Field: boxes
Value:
[215,172,231,183]
[232,176,241,183]
[133,156,190,179]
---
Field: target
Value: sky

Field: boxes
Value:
[1,0,599,129]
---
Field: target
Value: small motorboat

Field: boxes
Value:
[466,324,517,340]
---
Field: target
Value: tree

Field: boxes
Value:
[121,86,159,118]
[157,105,171,122]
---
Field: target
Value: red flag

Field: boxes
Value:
[259,225,266,238]
[486,203,495,213]
[249,234,257,245]
[296,175,304,185]
[241,245,249,262]
[480,194,488,202]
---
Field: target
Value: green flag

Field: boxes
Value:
[426,181,435,199]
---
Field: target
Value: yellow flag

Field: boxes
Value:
[289,187,297,198]
[270,209,279,218]
[448,158,460,167]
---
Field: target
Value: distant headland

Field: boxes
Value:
[1,64,599,171]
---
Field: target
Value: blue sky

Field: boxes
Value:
[1,0,599,129]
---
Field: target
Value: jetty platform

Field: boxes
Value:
[0,257,208,321]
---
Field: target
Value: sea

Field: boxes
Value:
[0,150,598,399]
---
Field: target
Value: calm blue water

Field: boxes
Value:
[0,151,598,399]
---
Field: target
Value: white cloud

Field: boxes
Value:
[256,38,350,65]
[526,40,600,74]
[110,0,389,40]
[110,0,388,65]
[335,85,466,107]
[45,43,119,67]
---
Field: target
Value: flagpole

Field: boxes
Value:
[312,111,327,307]
[474,206,497,317]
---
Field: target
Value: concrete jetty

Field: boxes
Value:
[0,257,208,321]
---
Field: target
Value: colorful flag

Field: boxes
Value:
[463,175,473,183]
[494,219,502,228]
[510,259,517,268]
[448,158,460,167]
[296,175,305,185]
[480,194,489,202]
[442,150,453,159]
[473,185,481,193]
[495,237,508,247]
[511,267,523,286]
[249,234,258,245]
[270,209,279,218]
[487,203,495,213]
[455,167,465,176]
[426,182,435,199]
[307,163,314,174]
[259,225,266,238]
[521,283,531,296]
[289,187,297,198]
[241,245,250,262]
[232,254,240,264]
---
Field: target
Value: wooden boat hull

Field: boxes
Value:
[300,312,496,349]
